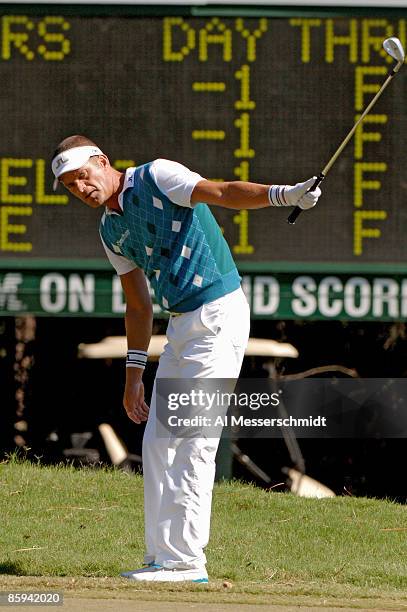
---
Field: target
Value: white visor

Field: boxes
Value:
[51,145,103,190]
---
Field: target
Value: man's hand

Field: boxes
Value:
[123,375,149,424]
[269,177,322,209]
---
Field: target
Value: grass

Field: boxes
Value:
[0,458,407,609]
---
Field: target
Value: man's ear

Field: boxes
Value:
[98,154,110,169]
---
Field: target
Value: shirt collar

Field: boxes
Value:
[105,167,136,216]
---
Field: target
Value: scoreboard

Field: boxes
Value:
[1,4,407,319]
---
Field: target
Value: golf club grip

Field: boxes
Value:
[287,173,325,225]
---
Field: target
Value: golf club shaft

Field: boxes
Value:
[287,69,397,225]
[269,368,306,473]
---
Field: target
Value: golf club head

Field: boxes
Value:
[383,37,405,71]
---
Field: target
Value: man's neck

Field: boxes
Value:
[105,169,125,211]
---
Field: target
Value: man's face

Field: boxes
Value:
[59,156,111,208]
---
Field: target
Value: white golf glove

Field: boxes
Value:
[269,176,321,210]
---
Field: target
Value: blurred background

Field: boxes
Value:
[1,0,407,500]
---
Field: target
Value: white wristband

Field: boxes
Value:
[126,349,148,369]
[268,185,289,207]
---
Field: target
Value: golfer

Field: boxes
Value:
[51,135,321,583]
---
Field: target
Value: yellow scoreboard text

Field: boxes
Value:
[1,15,71,60]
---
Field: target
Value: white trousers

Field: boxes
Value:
[142,287,250,569]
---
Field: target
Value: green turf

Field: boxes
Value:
[1,458,406,608]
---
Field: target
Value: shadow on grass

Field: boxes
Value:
[0,561,25,575]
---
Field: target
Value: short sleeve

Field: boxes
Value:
[100,235,138,276]
[149,158,204,207]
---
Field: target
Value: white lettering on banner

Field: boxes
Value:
[68,274,94,312]
[40,273,65,312]
[343,277,371,317]
[318,276,343,317]
[372,278,399,317]
[289,275,405,318]
[291,276,317,316]
[0,273,24,310]
[3,271,407,319]
[40,273,94,313]
[253,276,279,315]
[112,276,126,313]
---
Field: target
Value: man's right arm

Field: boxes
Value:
[191,178,321,210]
[120,268,153,425]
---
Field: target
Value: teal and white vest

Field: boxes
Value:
[100,163,241,312]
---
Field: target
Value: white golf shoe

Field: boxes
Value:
[121,563,208,583]
[120,562,158,578]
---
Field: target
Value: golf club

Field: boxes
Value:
[287,36,405,225]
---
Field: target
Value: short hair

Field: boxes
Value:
[52,135,100,161]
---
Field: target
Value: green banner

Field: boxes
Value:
[1,268,406,320]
